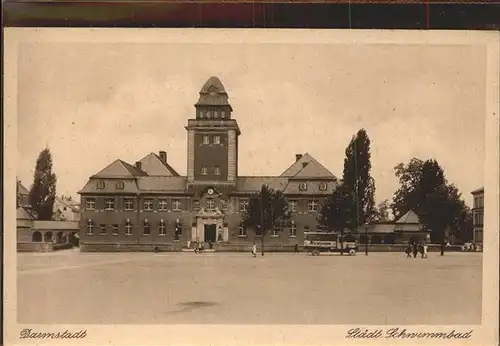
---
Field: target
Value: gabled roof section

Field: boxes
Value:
[280,153,336,179]
[395,209,420,224]
[138,153,180,177]
[137,176,187,193]
[92,159,147,178]
[17,181,30,195]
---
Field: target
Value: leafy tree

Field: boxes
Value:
[341,129,376,226]
[317,183,357,254]
[28,148,57,220]
[373,199,391,222]
[243,184,290,255]
[391,157,471,252]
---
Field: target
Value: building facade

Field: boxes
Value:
[78,77,340,251]
[471,187,484,244]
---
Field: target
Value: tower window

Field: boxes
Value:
[221,110,226,118]
[201,167,208,176]
[213,135,221,144]
[203,135,210,145]
[214,166,221,176]
[214,110,219,118]
[206,111,212,118]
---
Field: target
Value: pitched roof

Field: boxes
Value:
[92,159,147,178]
[235,177,289,193]
[395,210,420,224]
[17,181,30,195]
[394,210,425,232]
[17,207,34,220]
[138,153,180,177]
[280,153,336,179]
[78,179,140,194]
[136,176,187,193]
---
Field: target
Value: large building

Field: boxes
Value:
[78,77,340,251]
[471,187,484,244]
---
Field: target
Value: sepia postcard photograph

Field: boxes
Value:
[3,28,499,345]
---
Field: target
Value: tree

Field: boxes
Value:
[29,148,57,220]
[317,183,357,254]
[341,129,376,227]
[372,199,391,222]
[391,157,471,253]
[243,184,290,255]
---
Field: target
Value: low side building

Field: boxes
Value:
[357,210,430,244]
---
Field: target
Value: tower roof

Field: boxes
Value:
[200,76,227,94]
[195,76,232,108]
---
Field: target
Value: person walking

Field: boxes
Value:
[252,244,257,258]
[422,243,428,259]
[412,242,418,258]
[405,245,412,258]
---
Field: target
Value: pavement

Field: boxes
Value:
[17,250,482,325]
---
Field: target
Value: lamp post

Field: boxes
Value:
[260,191,265,256]
[365,223,368,256]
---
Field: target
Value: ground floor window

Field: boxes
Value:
[238,222,246,237]
[100,224,107,236]
[125,219,133,235]
[143,219,151,235]
[289,221,296,237]
[86,219,94,235]
[271,226,280,237]
[159,219,166,236]
[112,224,119,236]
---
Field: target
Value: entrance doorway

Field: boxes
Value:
[204,224,217,242]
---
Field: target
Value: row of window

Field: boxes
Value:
[86,198,320,213]
[199,110,228,120]
[94,180,328,192]
[86,219,298,238]
[202,135,222,145]
[200,166,221,176]
[86,219,182,238]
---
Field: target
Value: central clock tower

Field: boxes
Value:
[185,77,240,189]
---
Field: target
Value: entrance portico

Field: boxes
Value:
[192,208,228,242]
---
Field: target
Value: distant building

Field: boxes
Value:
[471,187,484,244]
[357,209,431,244]
[16,179,79,251]
[53,195,80,222]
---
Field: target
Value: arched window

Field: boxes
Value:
[44,232,53,243]
[32,231,42,242]
[319,182,327,191]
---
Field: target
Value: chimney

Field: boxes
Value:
[135,161,142,170]
[159,151,167,164]
[295,154,303,162]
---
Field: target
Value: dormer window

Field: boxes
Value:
[319,182,327,191]
[97,180,105,189]
[299,183,308,191]
[116,181,124,189]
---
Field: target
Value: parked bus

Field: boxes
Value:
[304,230,358,256]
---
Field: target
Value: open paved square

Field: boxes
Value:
[17,250,482,325]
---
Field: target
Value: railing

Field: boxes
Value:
[187,119,239,127]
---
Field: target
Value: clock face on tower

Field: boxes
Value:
[207,188,214,195]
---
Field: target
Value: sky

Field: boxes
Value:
[17,40,486,207]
